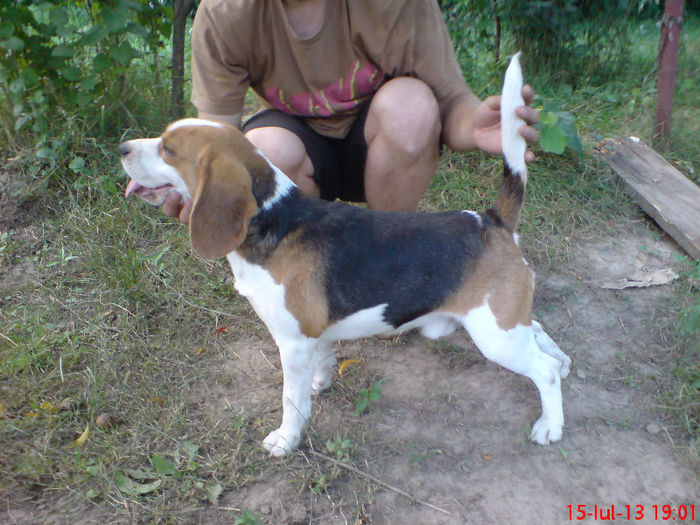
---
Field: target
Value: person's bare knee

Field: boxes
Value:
[365,77,441,158]
[245,126,318,196]
[364,78,441,211]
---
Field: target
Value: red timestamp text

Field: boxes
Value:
[567,504,696,521]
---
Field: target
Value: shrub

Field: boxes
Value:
[0,0,172,148]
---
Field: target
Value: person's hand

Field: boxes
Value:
[472,85,540,162]
[161,191,193,225]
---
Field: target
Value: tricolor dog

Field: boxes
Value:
[120,55,571,456]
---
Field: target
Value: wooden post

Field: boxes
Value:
[653,0,684,147]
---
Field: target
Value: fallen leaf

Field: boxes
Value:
[123,468,158,481]
[602,268,678,290]
[114,471,162,495]
[195,347,206,356]
[40,401,58,413]
[211,325,227,334]
[151,454,176,476]
[338,359,363,376]
[74,424,89,447]
[205,482,222,504]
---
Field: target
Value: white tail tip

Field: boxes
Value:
[501,53,528,181]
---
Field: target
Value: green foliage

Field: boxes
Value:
[354,380,383,416]
[326,436,355,461]
[114,441,223,504]
[537,101,584,159]
[234,510,263,525]
[0,0,172,144]
[675,257,700,339]
[442,0,660,86]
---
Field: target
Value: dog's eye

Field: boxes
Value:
[160,142,176,157]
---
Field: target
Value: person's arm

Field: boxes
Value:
[198,112,243,128]
[439,87,482,152]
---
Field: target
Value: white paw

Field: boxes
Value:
[311,375,332,395]
[559,354,572,379]
[262,428,300,457]
[530,415,563,445]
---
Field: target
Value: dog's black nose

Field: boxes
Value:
[119,143,131,157]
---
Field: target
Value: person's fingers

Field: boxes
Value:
[519,122,540,143]
[178,199,193,225]
[516,104,540,127]
[522,84,536,105]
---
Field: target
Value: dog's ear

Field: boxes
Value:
[189,147,258,259]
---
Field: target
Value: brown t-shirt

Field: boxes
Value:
[191,0,465,138]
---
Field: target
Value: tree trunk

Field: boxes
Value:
[171,0,196,120]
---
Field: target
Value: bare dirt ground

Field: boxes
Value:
[190,225,697,524]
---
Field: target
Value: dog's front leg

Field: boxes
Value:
[263,337,316,456]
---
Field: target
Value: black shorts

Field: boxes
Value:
[241,104,370,202]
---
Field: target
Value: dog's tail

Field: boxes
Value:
[489,52,528,232]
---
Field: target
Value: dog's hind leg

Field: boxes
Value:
[312,341,336,395]
[462,304,565,445]
[263,337,316,456]
[532,320,571,379]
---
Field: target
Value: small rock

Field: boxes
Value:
[646,423,661,435]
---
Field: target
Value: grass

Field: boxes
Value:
[0,171,385,519]
[1,13,699,523]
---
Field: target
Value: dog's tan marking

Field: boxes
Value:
[442,228,533,329]
[265,232,329,338]
[190,150,258,259]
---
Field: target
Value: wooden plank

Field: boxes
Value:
[597,136,700,259]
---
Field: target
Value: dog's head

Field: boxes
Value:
[120,119,264,259]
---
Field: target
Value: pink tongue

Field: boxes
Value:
[125,179,142,197]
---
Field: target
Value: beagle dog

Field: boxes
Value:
[120,55,570,456]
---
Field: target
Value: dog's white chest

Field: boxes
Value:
[226,252,302,338]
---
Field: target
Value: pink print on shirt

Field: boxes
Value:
[264,60,384,117]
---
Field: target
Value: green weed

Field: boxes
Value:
[234,510,263,525]
[354,380,383,416]
[326,436,355,462]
